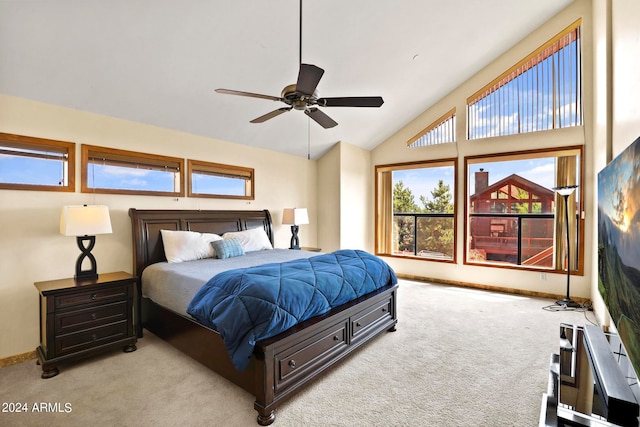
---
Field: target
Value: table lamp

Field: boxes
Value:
[60,205,112,281]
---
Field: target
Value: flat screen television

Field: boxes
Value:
[597,135,640,386]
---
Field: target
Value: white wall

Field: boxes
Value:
[370,0,594,298]
[0,94,318,358]
[590,0,640,326]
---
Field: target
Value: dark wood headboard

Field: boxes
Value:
[128,209,274,277]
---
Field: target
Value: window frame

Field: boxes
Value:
[375,158,458,263]
[81,144,185,197]
[466,19,582,139]
[464,146,584,275]
[407,108,457,148]
[0,132,75,192]
[187,159,255,200]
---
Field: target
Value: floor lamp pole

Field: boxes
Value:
[555,186,580,308]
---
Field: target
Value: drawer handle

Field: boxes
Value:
[91,334,97,341]
[355,322,361,327]
[91,294,97,300]
[333,335,340,341]
[288,360,296,369]
[381,307,387,312]
[91,313,97,320]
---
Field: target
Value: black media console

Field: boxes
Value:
[540,324,639,426]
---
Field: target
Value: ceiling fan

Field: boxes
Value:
[214,0,384,129]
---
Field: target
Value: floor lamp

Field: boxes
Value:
[553,185,580,308]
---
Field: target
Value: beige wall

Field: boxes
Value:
[370,0,594,298]
[0,94,318,358]
[317,143,341,252]
[316,141,372,252]
[339,142,372,250]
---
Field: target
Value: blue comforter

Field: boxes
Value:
[186,249,397,371]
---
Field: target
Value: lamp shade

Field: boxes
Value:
[282,208,309,225]
[552,185,578,196]
[60,205,113,236]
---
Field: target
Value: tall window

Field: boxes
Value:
[0,132,75,192]
[408,109,456,148]
[467,20,582,139]
[82,145,184,196]
[466,147,583,273]
[376,160,456,261]
[188,159,254,199]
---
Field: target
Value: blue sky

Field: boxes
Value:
[0,156,65,186]
[0,155,243,195]
[393,158,558,206]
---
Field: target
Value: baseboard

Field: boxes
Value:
[0,350,36,368]
[396,273,589,304]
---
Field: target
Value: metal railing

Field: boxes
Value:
[393,212,454,258]
[394,211,560,265]
[468,212,554,265]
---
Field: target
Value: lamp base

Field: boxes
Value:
[75,235,98,282]
[555,298,581,308]
[75,272,99,282]
[289,225,301,250]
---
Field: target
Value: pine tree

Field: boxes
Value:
[417,180,454,258]
[392,181,419,253]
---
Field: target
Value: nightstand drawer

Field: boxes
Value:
[55,301,128,335]
[54,284,129,311]
[55,321,128,356]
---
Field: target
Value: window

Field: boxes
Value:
[467,20,582,139]
[82,145,184,196]
[465,147,583,273]
[0,132,75,192]
[407,109,456,148]
[376,160,456,261]
[188,159,254,199]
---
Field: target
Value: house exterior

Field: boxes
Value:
[469,170,555,267]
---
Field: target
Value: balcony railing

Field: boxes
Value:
[394,211,580,269]
[393,212,454,259]
[469,212,555,266]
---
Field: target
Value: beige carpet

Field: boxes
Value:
[0,280,590,427]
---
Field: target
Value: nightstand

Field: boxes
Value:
[34,272,138,379]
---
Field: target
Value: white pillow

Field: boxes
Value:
[222,227,273,252]
[160,229,223,263]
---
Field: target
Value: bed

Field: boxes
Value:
[129,208,398,425]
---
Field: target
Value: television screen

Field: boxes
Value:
[597,135,640,380]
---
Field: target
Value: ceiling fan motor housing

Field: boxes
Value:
[281,84,318,110]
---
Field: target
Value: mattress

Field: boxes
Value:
[141,248,319,315]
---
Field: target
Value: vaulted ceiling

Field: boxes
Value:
[0,0,573,159]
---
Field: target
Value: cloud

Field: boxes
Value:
[101,165,151,177]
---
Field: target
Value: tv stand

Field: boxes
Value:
[540,324,639,426]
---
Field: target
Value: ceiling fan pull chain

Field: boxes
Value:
[307,115,311,160]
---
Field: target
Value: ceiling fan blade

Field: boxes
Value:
[215,88,282,102]
[305,108,338,129]
[296,64,324,95]
[250,107,292,123]
[318,96,384,107]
